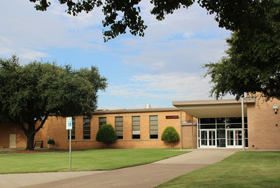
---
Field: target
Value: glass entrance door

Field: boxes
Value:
[200,130,216,148]
[226,129,242,148]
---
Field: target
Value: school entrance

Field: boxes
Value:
[198,117,248,148]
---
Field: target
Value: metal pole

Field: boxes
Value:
[69,129,72,171]
[241,97,245,151]
[192,115,194,149]
[180,110,183,150]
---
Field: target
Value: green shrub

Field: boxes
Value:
[47,138,55,145]
[161,126,179,148]
[96,124,117,147]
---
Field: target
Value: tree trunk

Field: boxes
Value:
[20,117,48,151]
[26,134,35,150]
[169,141,174,148]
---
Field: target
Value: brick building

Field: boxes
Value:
[1,96,280,150]
[173,97,280,150]
[0,107,195,149]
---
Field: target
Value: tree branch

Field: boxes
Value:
[19,122,28,136]
[32,114,49,136]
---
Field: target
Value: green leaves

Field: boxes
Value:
[28,0,280,41]
[0,55,107,140]
[96,124,117,146]
[161,126,179,142]
[150,0,194,20]
[205,23,280,100]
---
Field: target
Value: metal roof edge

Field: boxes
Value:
[93,107,180,114]
[172,97,255,107]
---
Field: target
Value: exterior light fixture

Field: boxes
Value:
[273,105,278,114]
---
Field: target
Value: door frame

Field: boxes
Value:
[200,129,216,148]
[9,134,16,148]
[226,129,243,148]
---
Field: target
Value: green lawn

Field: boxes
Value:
[0,149,189,174]
[156,151,280,188]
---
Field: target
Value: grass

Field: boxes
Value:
[156,151,280,188]
[0,148,25,154]
[0,148,189,174]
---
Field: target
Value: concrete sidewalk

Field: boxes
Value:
[0,149,241,188]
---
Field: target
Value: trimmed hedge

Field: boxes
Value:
[96,124,117,147]
[161,126,179,147]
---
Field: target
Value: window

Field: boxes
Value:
[83,118,91,139]
[200,118,215,129]
[132,116,140,139]
[67,117,75,140]
[115,116,123,139]
[99,117,106,128]
[150,115,158,139]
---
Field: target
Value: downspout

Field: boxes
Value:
[180,110,183,150]
[241,97,245,151]
[192,115,193,149]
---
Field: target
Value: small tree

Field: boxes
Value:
[161,126,179,148]
[96,124,117,148]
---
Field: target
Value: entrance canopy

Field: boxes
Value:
[173,98,255,118]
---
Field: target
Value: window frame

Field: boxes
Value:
[115,116,123,139]
[83,117,91,140]
[149,115,158,139]
[132,116,140,139]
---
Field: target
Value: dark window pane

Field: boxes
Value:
[227,124,242,128]
[217,118,225,123]
[217,130,225,138]
[132,135,140,139]
[200,118,215,124]
[83,136,90,139]
[226,117,242,123]
[217,139,226,147]
[150,135,158,139]
[201,124,215,129]
[245,129,248,138]
[217,124,225,129]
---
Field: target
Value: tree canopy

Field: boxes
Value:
[205,17,280,100]
[27,0,280,99]
[28,0,280,41]
[0,55,107,150]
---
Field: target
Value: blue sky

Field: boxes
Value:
[0,0,232,110]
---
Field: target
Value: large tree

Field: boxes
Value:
[204,10,280,100]
[28,0,280,41]
[26,0,280,99]
[0,56,107,150]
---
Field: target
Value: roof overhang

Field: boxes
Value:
[172,98,255,118]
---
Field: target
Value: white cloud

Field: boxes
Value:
[19,50,50,60]
[0,0,107,62]
[105,72,213,101]
[1,0,234,110]
[117,37,228,74]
